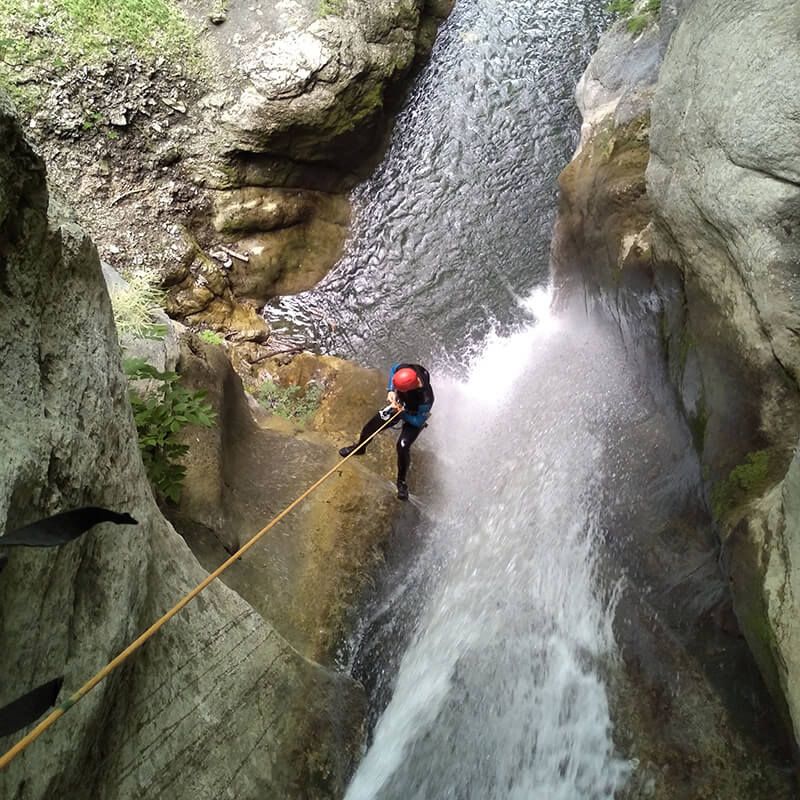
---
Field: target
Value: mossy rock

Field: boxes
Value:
[711,449,774,522]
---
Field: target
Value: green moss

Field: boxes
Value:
[711,450,772,520]
[626,13,649,33]
[318,0,345,16]
[604,0,660,35]
[258,380,323,424]
[325,81,385,138]
[586,114,649,166]
[589,120,615,161]
[198,330,224,346]
[354,82,384,120]
[0,0,199,107]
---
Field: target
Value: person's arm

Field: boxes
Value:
[402,403,431,428]
[387,363,402,408]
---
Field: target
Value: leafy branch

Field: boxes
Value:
[124,358,216,502]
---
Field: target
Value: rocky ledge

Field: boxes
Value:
[2,0,453,359]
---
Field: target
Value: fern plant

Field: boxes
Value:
[124,358,216,502]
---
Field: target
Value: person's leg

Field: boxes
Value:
[340,412,386,457]
[396,423,422,497]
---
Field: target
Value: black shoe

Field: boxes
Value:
[339,444,365,458]
[397,481,409,501]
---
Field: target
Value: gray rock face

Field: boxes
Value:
[552,0,800,793]
[647,0,800,744]
[0,94,363,799]
[188,0,450,168]
[185,0,454,206]
[574,0,682,143]
[649,0,800,407]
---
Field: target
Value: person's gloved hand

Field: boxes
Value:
[387,391,403,411]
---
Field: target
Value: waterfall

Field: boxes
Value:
[259,0,797,792]
[267,0,607,365]
[267,0,637,794]
[345,294,632,798]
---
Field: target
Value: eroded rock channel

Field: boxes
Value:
[1,0,800,798]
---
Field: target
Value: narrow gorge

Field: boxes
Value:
[1,0,799,798]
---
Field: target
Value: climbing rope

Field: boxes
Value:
[0,408,403,770]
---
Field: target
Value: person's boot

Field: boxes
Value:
[339,444,365,458]
[397,480,409,501]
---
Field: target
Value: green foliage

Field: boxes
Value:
[711,450,772,520]
[258,380,323,423]
[0,0,198,106]
[605,0,634,13]
[604,0,660,34]
[198,329,224,346]
[318,0,345,16]
[124,358,216,503]
[0,0,195,59]
[81,110,103,131]
[626,13,649,33]
[109,269,167,340]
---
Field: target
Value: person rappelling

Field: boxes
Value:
[339,363,435,500]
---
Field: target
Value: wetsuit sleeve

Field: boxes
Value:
[387,363,401,391]
[402,403,431,428]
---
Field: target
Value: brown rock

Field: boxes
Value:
[230,215,349,298]
[212,186,350,234]
[169,342,404,663]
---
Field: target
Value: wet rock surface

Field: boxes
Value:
[647,0,800,749]
[166,341,405,663]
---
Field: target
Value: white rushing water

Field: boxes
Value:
[270,0,635,793]
[346,292,632,799]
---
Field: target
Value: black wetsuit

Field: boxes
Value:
[353,363,434,482]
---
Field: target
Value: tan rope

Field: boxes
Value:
[0,408,403,770]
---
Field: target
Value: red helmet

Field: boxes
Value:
[392,367,419,392]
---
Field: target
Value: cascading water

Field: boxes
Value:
[271,0,646,795]
[345,294,634,799]
[268,0,607,364]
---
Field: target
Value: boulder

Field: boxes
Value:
[167,0,453,330]
[647,0,800,744]
[0,93,363,800]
